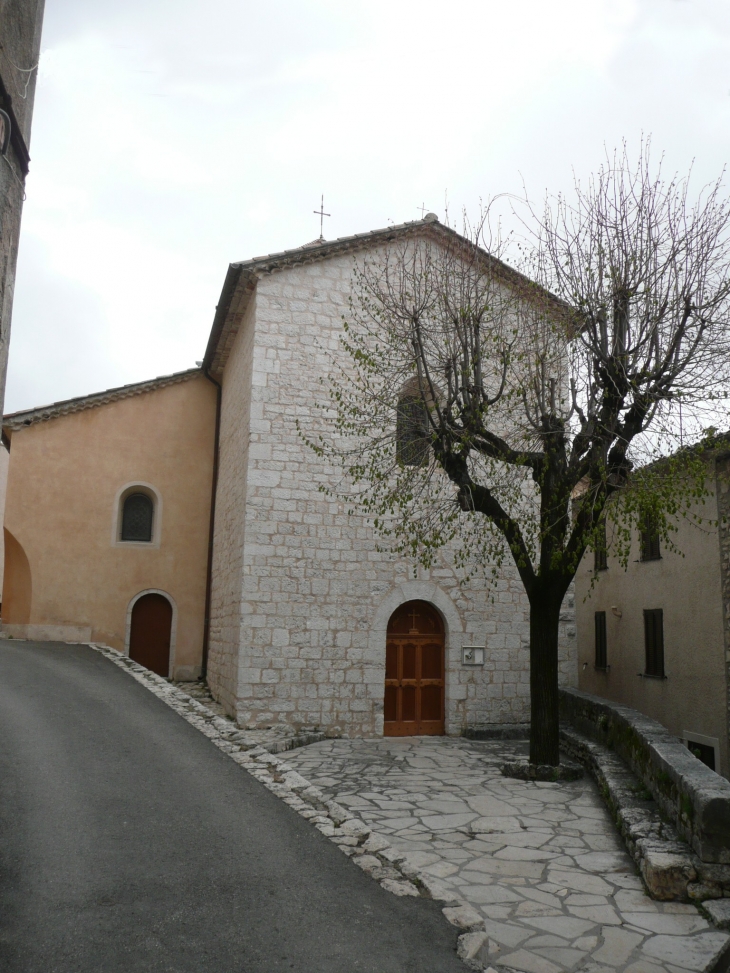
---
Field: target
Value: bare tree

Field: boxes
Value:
[308,145,730,765]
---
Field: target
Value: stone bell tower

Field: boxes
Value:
[0,0,46,417]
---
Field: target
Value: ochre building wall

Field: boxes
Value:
[2,373,216,678]
[208,249,576,735]
[575,485,728,777]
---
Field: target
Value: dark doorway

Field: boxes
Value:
[129,593,172,677]
[384,600,444,736]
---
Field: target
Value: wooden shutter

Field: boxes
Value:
[644,609,664,677]
[640,516,661,560]
[594,611,607,668]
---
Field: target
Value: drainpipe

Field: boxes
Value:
[201,366,222,680]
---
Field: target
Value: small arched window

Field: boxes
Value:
[121,492,154,542]
[396,394,430,467]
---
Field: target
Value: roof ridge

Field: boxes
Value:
[234,215,437,269]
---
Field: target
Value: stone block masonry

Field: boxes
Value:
[208,246,577,737]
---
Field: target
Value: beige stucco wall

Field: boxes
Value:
[575,485,728,777]
[208,247,577,734]
[2,372,217,679]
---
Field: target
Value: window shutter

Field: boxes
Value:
[640,515,661,560]
[594,524,608,572]
[644,609,664,677]
[594,611,607,668]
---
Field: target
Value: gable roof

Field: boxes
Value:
[202,214,570,378]
[3,367,201,434]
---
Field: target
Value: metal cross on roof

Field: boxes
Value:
[313,195,331,240]
[417,203,429,218]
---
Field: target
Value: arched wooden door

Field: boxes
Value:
[384,600,445,736]
[129,593,173,677]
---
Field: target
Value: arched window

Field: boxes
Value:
[121,492,154,542]
[397,394,430,467]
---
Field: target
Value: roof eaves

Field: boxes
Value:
[3,367,202,432]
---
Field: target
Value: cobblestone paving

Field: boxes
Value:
[285,737,729,973]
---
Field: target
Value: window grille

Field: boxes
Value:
[396,396,429,467]
[643,608,664,677]
[594,611,607,668]
[121,493,154,542]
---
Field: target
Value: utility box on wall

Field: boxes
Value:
[462,646,485,666]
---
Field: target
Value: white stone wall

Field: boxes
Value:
[207,294,257,715]
[209,247,576,735]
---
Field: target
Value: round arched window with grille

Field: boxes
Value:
[121,492,154,542]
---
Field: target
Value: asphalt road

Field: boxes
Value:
[0,641,466,973]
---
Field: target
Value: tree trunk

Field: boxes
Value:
[528,588,562,765]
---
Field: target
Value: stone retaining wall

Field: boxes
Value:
[560,687,730,864]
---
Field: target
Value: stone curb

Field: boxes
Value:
[86,645,491,970]
[561,725,730,909]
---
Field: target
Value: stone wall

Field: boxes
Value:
[211,246,576,736]
[715,453,730,785]
[207,295,257,715]
[560,686,730,864]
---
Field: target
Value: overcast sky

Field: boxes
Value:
[5,0,730,412]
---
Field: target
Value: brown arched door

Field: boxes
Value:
[384,600,444,736]
[129,593,173,677]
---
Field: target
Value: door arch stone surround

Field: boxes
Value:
[124,588,178,678]
[369,581,464,736]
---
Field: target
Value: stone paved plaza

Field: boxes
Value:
[285,737,730,973]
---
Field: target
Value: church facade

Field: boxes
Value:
[2,217,577,736]
[202,217,577,735]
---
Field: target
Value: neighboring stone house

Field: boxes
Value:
[2,216,577,737]
[0,0,46,416]
[575,436,730,778]
[2,369,217,679]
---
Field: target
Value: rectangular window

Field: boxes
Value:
[640,515,661,561]
[594,523,608,572]
[594,611,607,669]
[644,609,664,677]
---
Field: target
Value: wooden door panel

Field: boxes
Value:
[402,642,416,679]
[384,685,397,722]
[385,642,398,679]
[421,642,442,679]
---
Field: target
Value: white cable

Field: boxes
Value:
[0,46,39,99]
[1,152,26,201]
